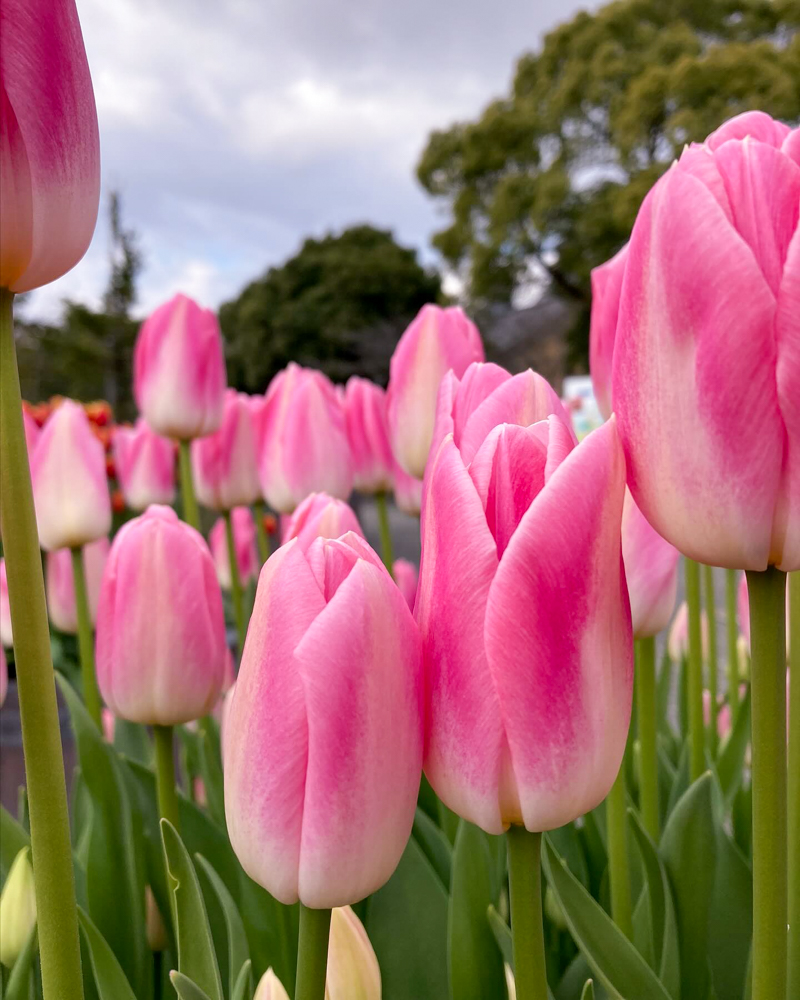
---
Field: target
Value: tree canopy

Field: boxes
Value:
[417,0,800,365]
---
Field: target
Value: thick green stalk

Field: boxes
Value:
[506,827,548,1000]
[224,509,247,652]
[703,564,719,757]
[725,568,740,719]
[787,572,800,999]
[71,547,102,728]
[605,765,633,938]
[747,567,787,1000]
[635,636,659,841]
[685,559,706,780]
[253,500,271,565]
[0,288,84,1000]
[177,440,200,531]
[375,491,394,573]
[295,905,332,1000]
[153,725,180,832]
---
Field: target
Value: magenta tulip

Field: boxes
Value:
[417,411,631,834]
[588,243,629,420]
[31,401,111,551]
[343,377,394,494]
[0,560,11,648]
[393,558,418,611]
[209,507,259,590]
[621,489,680,639]
[133,294,227,441]
[392,461,423,517]
[387,305,484,478]
[192,390,260,511]
[0,0,100,292]
[282,492,364,552]
[224,532,422,906]
[612,111,800,571]
[113,419,175,511]
[96,505,227,725]
[256,363,353,513]
[46,537,109,634]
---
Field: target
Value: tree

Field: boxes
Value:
[220,225,442,390]
[417,0,800,366]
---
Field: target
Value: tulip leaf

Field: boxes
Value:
[161,820,224,1000]
[170,971,214,1000]
[196,853,251,999]
[716,688,751,805]
[0,805,29,879]
[231,960,253,1000]
[556,955,610,1000]
[448,820,506,1000]
[656,650,674,736]
[581,981,596,1000]
[660,773,716,1000]
[4,925,38,1000]
[78,907,138,1000]
[549,822,590,889]
[486,906,513,968]
[542,838,672,1000]
[708,830,752,1000]
[197,720,226,828]
[413,807,452,890]
[666,743,690,817]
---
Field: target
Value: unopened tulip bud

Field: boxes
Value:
[391,462,422,517]
[621,490,679,639]
[393,559,418,611]
[588,244,629,420]
[505,965,516,1000]
[209,508,259,590]
[254,968,291,1000]
[0,561,11,647]
[192,390,261,510]
[326,906,381,1000]
[0,848,36,968]
[282,493,364,551]
[145,886,168,952]
[344,377,394,494]
[96,506,227,725]
[113,419,175,511]
[46,537,109,633]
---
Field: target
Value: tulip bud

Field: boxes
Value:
[145,886,168,952]
[391,462,422,517]
[505,964,516,1000]
[344,377,394,494]
[588,244,629,420]
[254,968,291,1000]
[225,532,422,907]
[113,419,175,511]
[96,505,227,725]
[31,400,111,551]
[0,560,11,648]
[192,390,261,511]
[393,559,418,611]
[325,905,381,999]
[620,490,679,639]
[209,507,259,590]
[133,294,227,440]
[101,708,115,743]
[46,536,109,633]
[0,0,100,292]
[283,493,364,552]
[257,364,353,513]
[0,848,36,968]
[23,409,41,456]
[387,305,484,478]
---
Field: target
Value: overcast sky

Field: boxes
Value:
[23,0,588,323]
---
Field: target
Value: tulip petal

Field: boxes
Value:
[621,489,680,638]
[705,110,791,151]
[589,244,629,419]
[775,223,800,571]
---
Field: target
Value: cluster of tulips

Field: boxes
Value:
[1,2,799,1000]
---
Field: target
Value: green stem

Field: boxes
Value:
[253,500,271,566]
[375,491,395,573]
[703,564,719,758]
[685,559,706,780]
[0,288,84,1000]
[71,547,102,729]
[153,725,180,833]
[725,568,740,719]
[224,509,247,653]
[605,764,633,939]
[295,905,332,1000]
[747,566,787,1000]
[178,440,200,531]
[506,827,548,1000]
[635,636,659,841]
[787,572,800,999]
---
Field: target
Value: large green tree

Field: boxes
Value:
[417,0,800,365]
[220,225,441,390]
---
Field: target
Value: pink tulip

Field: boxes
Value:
[256,364,353,513]
[22,410,40,456]
[387,305,484,478]
[0,560,11,647]
[612,111,800,571]
[224,532,422,907]
[588,243,629,420]
[0,645,7,708]
[46,536,109,634]
[192,390,260,511]
[31,400,111,551]
[101,708,115,744]
[416,409,631,834]
[209,507,259,590]
[0,0,100,292]
[96,505,227,725]
[667,601,710,662]
[621,489,680,638]
[282,493,364,552]
[133,294,227,440]
[113,419,175,511]
[393,559,418,611]
[344,377,394,494]
[392,461,423,517]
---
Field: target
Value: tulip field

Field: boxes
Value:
[0,3,798,1000]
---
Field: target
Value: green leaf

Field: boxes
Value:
[196,854,251,1000]
[170,971,214,1000]
[0,805,29,879]
[666,743,690,818]
[656,650,674,736]
[581,981,596,1000]
[78,907,138,1000]
[542,838,671,1000]
[197,720,226,828]
[413,807,452,890]
[438,798,461,846]
[487,906,513,968]
[556,955,610,1000]
[231,960,253,1000]
[716,688,751,805]
[448,820,506,999]
[549,822,590,889]
[161,820,224,1000]
[660,773,716,1000]
[113,718,152,766]
[4,926,38,1000]
[708,831,752,1000]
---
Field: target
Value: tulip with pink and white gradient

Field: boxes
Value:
[113,419,175,511]
[612,111,800,571]
[621,489,680,639]
[192,390,260,511]
[282,492,364,552]
[133,294,227,441]
[31,400,111,551]
[0,561,11,648]
[588,243,628,420]
[343,376,394,493]
[392,462,423,517]
[46,537,109,634]
[387,305,484,479]
[417,407,631,834]
[393,558,418,611]
[256,363,353,513]
[224,532,422,907]
[209,507,259,590]
[96,506,227,725]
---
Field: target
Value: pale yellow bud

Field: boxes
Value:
[505,963,516,999]
[325,905,381,999]
[0,847,36,968]
[254,967,291,1000]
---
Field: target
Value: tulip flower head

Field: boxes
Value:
[133,294,227,440]
[387,304,484,478]
[0,560,11,648]
[96,505,227,725]
[0,847,36,968]
[612,111,800,571]
[31,400,111,551]
[325,905,381,1000]
[46,536,109,633]
[225,532,422,907]
[588,243,629,420]
[209,507,259,590]
[282,492,364,552]
[0,0,100,292]
[391,461,423,517]
[113,419,175,511]
[393,558,418,611]
[344,376,394,494]
[254,969,290,1000]
[621,489,680,638]
[192,390,261,510]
